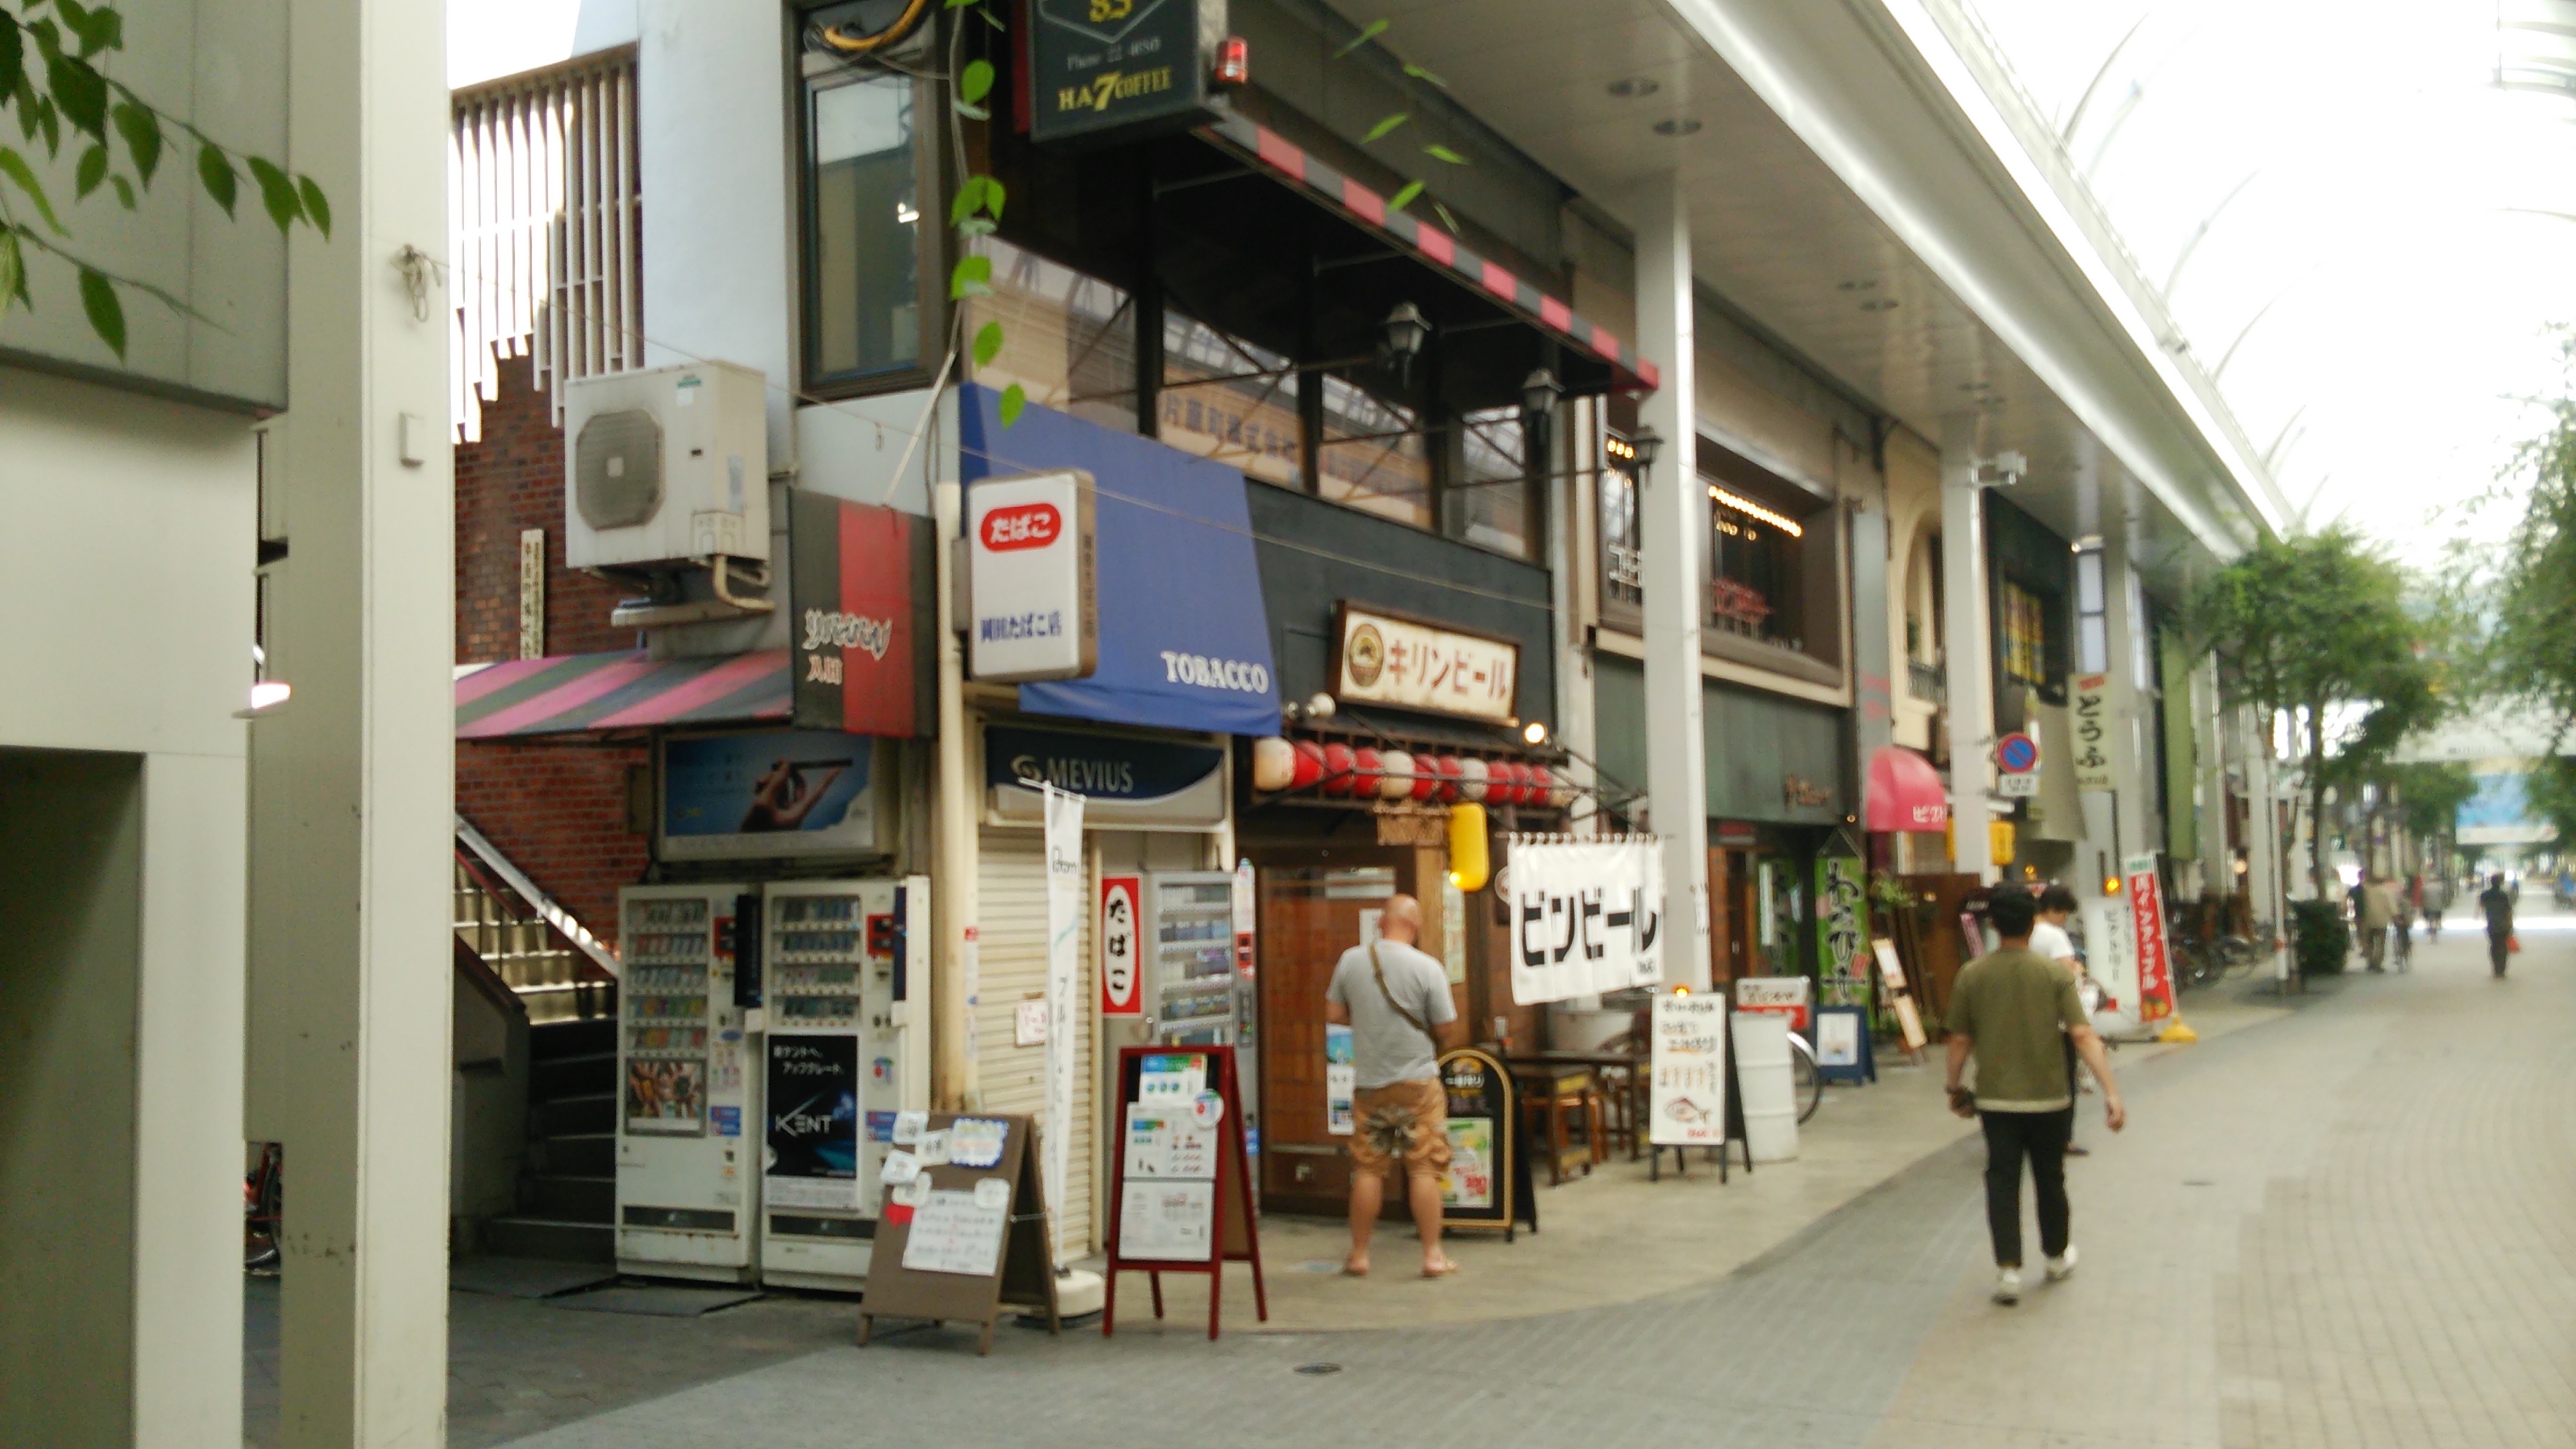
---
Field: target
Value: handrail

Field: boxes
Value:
[454,812,622,977]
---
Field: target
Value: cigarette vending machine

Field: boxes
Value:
[1139,868,1257,1141]
[615,882,759,1282]
[757,875,930,1291]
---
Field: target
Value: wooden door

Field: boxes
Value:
[1252,857,1404,1214]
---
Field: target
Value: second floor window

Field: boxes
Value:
[1601,447,1642,607]
[806,69,928,388]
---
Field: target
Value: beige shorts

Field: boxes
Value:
[1349,1078,1452,1178]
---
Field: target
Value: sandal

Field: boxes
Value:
[1421,1258,1460,1279]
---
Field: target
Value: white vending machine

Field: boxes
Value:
[615,882,760,1281]
[757,875,930,1291]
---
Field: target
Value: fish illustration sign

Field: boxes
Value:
[1649,994,1729,1148]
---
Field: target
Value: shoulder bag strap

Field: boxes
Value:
[1369,942,1434,1040]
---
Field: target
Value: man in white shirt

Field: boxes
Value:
[1324,894,1464,1278]
[2029,883,2092,1156]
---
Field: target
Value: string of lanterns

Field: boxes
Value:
[1248,737,1574,808]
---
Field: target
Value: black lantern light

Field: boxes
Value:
[1380,301,1430,386]
[1518,366,1562,472]
[1631,425,1663,478]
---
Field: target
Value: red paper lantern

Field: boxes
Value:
[1491,761,1525,806]
[1352,747,1383,797]
[1322,742,1358,796]
[1377,749,1415,801]
[1526,763,1554,807]
[1291,740,1326,790]
[1455,757,1489,802]
[1409,754,1442,802]
[1428,755,1464,802]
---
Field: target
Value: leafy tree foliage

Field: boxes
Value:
[2188,526,2447,894]
[0,0,326,357]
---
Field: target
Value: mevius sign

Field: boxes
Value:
[968,470,1098,684]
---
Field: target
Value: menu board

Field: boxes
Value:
[1118,1181,1216,1262]
[901,1188,1010,1277]
[1124,1105,1216,1179]
[1650,994,1730,1148]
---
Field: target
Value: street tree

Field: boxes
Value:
[0,0,327,356]
[2487,331,2576,732]
[2188,526,2447,895]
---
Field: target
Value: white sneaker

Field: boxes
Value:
[1992,1267,2023,1304]
[2045,1246,2080,1281]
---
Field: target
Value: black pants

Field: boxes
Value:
[1980,1107,2074,1267]
[2490,929,2510,975]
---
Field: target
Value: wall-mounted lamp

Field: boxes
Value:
[1521,720,1548,747]
[1519,368,1562,474]
[1631,425,1662,478]
[1380,302,1429,387]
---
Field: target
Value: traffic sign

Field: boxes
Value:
[1995,731,2041,799]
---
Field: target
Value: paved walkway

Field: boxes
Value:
[246,920,2574,1447]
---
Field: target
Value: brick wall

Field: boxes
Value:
[455,353,635,665]
[458,740,649,950]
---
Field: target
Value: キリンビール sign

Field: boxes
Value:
[1332,604,1519,724]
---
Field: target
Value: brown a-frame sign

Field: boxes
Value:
[857,1112,1061,1355]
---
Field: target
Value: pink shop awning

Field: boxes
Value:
[1866,745,1950,832]
[455,650,790,739]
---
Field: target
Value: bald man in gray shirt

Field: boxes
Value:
[1326,894,1464,1277]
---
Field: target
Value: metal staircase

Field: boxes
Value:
[452,823,621,1262]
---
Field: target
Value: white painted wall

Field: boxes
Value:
[638,0,798,463]
[0,367,256,1449]
[448,0,639,87]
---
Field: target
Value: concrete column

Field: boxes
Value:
[1630,174,1713,989]
[246,0,454,1442]
[2100,530,2153,864]
[1939,419,1994,883]
[2193,652,2227,896]
[1550,392,1600,832]
[2243,705,2290,983]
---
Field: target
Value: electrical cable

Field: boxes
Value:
[809,0,932,56]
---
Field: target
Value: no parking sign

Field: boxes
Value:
[1995,731,2041,798]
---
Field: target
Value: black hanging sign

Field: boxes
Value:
[1026,0,1226,148]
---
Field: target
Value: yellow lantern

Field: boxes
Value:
[1446,802,1491,892]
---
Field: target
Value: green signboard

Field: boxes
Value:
[1027,0,1224,147]
[1815,853,1867,1009]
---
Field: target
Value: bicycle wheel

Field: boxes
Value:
[1788,1034,1825,1123]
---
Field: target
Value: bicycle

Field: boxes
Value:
[245,1142,282,1273]
[1786,1030,1825,1124]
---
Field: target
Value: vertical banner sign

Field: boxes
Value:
[1649,994,1729,1148]
[1041,784,1085,1260]
[2070,674,2115,791]
[2126,853,2176,1023]
[2080,898,2137,1030]
[1505,836,1665,1004]
[1814,854,1866,1008]
[1098,875,1142,1016]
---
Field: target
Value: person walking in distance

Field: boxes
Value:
[2479,873,2516,977]
[2027,883,2094,1157]
[2358,874,2398,972]
[1326,894,1464,1277]
[1946,889,2126,1305]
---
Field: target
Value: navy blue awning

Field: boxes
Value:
[958,384,1281,737]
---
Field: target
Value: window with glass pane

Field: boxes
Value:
[1317,370,1431,528]
[1454,406,1532,559]
[1160,311,1301,488]
[808,73,922,382]
[1600,456,1642,608]
[1709,484,1805,651]
[2000,578,2050,689]
[967,237,1136,435]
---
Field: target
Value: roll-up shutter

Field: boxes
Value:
[975,831,1094,1258]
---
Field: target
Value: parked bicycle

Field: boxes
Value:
[246,1142,282,1273]
[1786,1030,1825,1124]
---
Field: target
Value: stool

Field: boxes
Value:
[1516,1068,1605,1185]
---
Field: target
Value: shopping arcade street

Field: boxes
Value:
[247,985,2307,1446]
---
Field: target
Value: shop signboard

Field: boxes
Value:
[1648,994,1729,1148]
[984,723,1226,828]
[968,469,1098,684]
[1099,875,1143,1016]
[789,490,933,736]
[1814,853,1867,1008]
[2070,674,2115,791]
[1332,603,1519,725]
[1026,0,1226,148]
[1503,835,1664,1004]
[659,729,881,861]
[2126,853,2176,1024]
[1732,975,1810,1034]
[765,1035,861,1211]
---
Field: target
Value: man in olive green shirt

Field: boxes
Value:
[1947,890,2126,1305]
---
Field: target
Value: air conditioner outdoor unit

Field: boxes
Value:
[564,361,769,570]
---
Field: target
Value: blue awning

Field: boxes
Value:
[958,384,1281,737]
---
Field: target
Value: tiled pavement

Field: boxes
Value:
[245,920,2574,1448]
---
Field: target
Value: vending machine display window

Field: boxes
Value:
[624,896,712,1135]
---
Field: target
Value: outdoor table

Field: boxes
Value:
[1509,1049,1648,1163]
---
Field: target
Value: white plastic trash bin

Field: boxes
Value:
[1731,1011,1801,1162]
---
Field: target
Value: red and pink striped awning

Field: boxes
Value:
[1201,113,1661,394]
[455,649,791,740]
